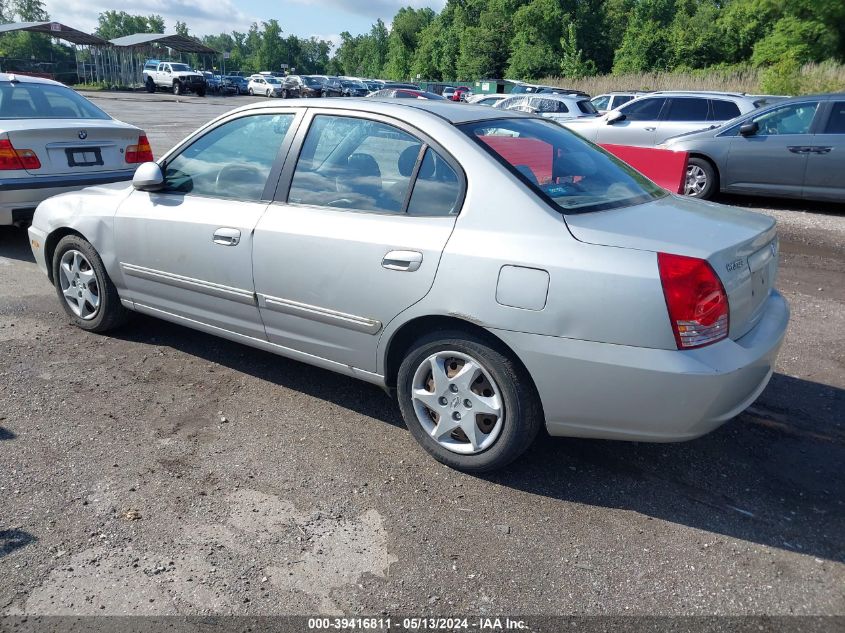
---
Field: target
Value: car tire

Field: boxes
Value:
[172,81,182,96]
[396,330,543,473]
[196,87,206,97]
[52,235,129,333]
[145,78,155,93]
[266,89,272,98]
[685,157,718,200]
[248,88,254,96]
[281,89,288,99]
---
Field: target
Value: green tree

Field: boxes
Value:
[612,0,675,73]
[559,21,597,78]
[13,0,48,22]
[386,6,434,80]
[506,0,566,79]
[95,11,165,39]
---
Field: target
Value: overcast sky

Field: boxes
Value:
[43,0,447,47]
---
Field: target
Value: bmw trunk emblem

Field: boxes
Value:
[78,130,87,140]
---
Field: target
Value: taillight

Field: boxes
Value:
[125,134,154,163]
[658,252,729,349]
[0,138,41,170]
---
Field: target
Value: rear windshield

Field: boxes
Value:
[460,117,666,214]
[577,100,598,114]
[0,83,110,120]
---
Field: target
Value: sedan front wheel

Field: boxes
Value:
[397,330,542,472]
[684,157,717,199]
[52,235,129,333]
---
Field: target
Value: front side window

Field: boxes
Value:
[619,97,666,121]
[163,114,293,201]
[0,84,110,120]
[823,102,845,134]
[591,95,610,111]
[461,117,665,214]
[664,98,709,121]
[751,102,819,135]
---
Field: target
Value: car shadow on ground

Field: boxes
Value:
[716,194,845,216]
[0,427,15,441]
[0,529,36,559]
[113,315,844,563]
[0,227,35,264]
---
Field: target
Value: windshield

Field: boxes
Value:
[0,82,111,120]
[460,118,666,214]
[265,77,281,84]
[170,64,192,72]
[304,76,322,86]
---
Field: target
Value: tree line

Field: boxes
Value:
[3,0,845,83]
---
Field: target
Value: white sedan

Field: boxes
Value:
[0,73,151,225]
[494,93,600,122]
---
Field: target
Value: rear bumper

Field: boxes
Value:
[492,291,790,442]
[0,170,136,225]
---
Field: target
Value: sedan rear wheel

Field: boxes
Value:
[684,157,717,199]
[397,331,542,472]
[52,235,128,332]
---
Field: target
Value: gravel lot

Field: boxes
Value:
[0,92,843,619]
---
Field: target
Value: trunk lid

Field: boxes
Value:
[564,195,779,340]
[5,119,140,176]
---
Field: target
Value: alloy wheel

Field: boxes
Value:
[685,164,708,196]
[58,250,100,320]
[411,351,504,455]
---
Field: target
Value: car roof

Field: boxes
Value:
[0,72,64,87]
[645,90,755,100]
[228,98,529,125]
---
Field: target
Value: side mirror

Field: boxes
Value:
[606,110,626,124]
[739,121,759,137]
[133,162,164,192]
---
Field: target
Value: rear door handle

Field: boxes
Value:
[787,146,812,154]
[213,227,241,246]
[644,127,656,131]
[812,146,833,154]
[382,250,422,272]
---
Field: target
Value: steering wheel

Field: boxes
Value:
[215,164,265,193]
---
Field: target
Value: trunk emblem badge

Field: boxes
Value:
[78,130,87,140]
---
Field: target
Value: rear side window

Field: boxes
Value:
[612,95,634,108]
[664,98,709,121]
[591,95,610,111]
[823,102,845,134]
[0,84,110,120]
[533,98,568,113]
[407,149,461,216]
[619,97,665,121]
[710,100,741,121]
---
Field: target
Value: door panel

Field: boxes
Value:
[252,112,463,372]
[723,101,820,197]
[595,97,666,147]
[115,112,297,338]
[253,207,455,370]
[803,100,845,202]
[116,193,268,338]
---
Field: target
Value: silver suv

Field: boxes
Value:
[563,91,760,147]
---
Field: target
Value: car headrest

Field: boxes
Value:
[347,153,381,178]
[398,145,421,177]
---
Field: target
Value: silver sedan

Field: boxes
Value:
[662,93,845,201]
[28,99,789,472]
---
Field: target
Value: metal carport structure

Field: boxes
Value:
[109,33,218,88]
[0,22,110,84]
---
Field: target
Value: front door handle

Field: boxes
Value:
[382,250,423,272]
[787,146,812,154]
[644,127,656,131]
[213,227,241,246]
[812,146,833,154]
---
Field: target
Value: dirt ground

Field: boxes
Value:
[0,93,842,619]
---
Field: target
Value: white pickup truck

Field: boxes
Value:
[143,60,206,96]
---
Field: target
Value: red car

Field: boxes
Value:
[443,86,471,101]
